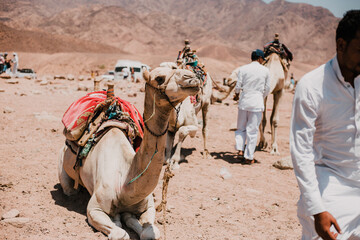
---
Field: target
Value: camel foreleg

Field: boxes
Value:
[270,90,283,155]
[58,145,79,196]
[165,131,176,165]
[201,103,210,158]
[258,97,268,150]
[170,125,198,170]
[87,193,130,240]
[122,195,160,240]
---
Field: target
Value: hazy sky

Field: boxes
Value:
[262,0,360,17]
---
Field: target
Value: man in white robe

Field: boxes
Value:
[290,10,360,240]
[233,49,270,164]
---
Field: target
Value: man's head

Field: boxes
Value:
[274,33,280,43]
[336,10,360,80]
[184,39,190,45]
[251,49,265,63]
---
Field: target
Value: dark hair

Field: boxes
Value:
[336,10,360,42]
[251,53,260,61]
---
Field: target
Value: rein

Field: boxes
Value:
[127,79,181,185]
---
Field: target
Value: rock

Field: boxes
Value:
[77,84,89,91]
[32,90,42,95]
[0,89,5,92]
[273,156,294,170]
[139,87,145,92]
[1,209,20,219]
[33,111,60,122]
[3,107,14,113]
[67,74,75,81]
[219,167,232,180]
[1,217,30,228]
[78,75,85,81]
[5,79,19,84]
[0,74,11,79]
[40,80,48,86]
[54,75,66,80]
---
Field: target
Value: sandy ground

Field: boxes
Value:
[0,65,305,239]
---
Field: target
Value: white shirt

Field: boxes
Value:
[235,61,271,112]
[290,55,360,216]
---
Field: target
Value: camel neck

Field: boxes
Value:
[121,88,171,205]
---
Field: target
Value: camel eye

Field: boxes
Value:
[155,76,165,85]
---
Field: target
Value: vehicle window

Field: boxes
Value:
[134,67,141,72]
[115,67,126,72]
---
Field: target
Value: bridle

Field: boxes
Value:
[143,70,181,137]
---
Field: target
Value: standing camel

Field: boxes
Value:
[165,71,213,169]
[258,53,287,155]
[58,67,200,240]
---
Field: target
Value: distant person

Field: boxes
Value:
[0,53,4,73]
[263,33,293,70]
[290,10,360,240]
[3,53,11,73]
[233,49,270,164]
[289,72,295,90]
[11,52,18,74]
[121,67,130,81]
[177,39,191,61]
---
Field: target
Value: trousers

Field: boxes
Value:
[234,109,262,160]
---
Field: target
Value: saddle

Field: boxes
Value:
[62,89,144,189]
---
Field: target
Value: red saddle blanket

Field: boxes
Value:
[62,91,144,142]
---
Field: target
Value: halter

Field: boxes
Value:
[143,69,181,137]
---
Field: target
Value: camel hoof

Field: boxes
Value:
[258,141,268,150]
[108,227,130,240]
[62,186,79,196]
[140,223,160,240]
[171,162,180,170]
[203,149,210,159]
[113,214,122,228]
[270,149,281,155]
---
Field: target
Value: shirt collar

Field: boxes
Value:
[331,55,346,84]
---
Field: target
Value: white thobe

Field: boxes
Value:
[290,55,360,239]
[234,61,270,159]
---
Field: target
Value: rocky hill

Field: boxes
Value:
[0,0,339,65]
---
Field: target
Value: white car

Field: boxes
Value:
[101,70,115,80]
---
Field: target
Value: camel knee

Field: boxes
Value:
[141,223,160,240]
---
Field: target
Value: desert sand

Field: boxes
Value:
[0,51,319,240]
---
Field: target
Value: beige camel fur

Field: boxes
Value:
[164,63,213,169]
[58,67,200,240]
[210,69,237,104]
[258,53,287,155]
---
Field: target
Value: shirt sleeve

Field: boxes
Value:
[234,70,242,94]
[263,70,271,98]
[290,80,325,216]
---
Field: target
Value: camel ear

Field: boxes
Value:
[143,70,150,83]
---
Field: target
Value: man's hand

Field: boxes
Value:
[314,211,341,240]
[233,93,239,101]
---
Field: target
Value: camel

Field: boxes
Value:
[163,62,213,169]
[210,69,238,104]
[258,52,287,155]
[58,67,200,240]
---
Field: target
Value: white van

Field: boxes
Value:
[114,59,151,81]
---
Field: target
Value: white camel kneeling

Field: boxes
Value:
[58,67,200,239]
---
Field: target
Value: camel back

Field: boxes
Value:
[264,53,286,93]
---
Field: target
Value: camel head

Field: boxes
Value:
[143,67,200,106]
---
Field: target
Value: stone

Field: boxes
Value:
[1,217,30,228]
[273,156,293,170]
[219,167,232,180]
[5,79,19,84]
[1,209,20,219]
[40,80,48,86]
[3,107,14,113]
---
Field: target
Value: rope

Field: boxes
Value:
[156,164,174,240]
[127,141,158,185]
